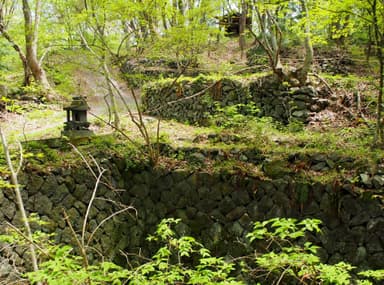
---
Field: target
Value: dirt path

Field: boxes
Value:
[0,69,139,141]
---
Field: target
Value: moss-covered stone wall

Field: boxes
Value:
[142,75,329,124]
[1,155,383,279]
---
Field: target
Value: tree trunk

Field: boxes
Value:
[0,128,41,285]
[239,0,247,59]
[377,53,384,145]
[22,0,51,91]
[102,61,120,130]
[296,0,313,86]
[0,24,31,86]
[372,0,384,145]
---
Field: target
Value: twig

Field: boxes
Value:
[275,266,290,285]
[146,81,218,114]
[0,127,41,283]
[69,143,97,179]
[309,72,334,94]
[63,210,89,269]
[81,169,106,247]
[86,207,135,247]
[4,222,50,258]
[89,111,143,149]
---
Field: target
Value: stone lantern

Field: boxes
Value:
[62,96,94,138]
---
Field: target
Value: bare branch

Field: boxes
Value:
[86,206,135,247]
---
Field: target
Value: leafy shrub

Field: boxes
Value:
[128,218,242,284]
[209,102,259,129]
[2,215,384,285]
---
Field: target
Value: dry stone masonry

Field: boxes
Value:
[1,155,384,278]
[142,74,330,125]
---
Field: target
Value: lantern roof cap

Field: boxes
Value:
[64,96,90,111]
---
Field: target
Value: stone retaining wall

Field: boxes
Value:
[142,75,330,124]
[1,158,383,277]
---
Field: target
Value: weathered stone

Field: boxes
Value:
[73,184,88,199]
[341,196,362,214]
[172,169,190,183]
[360,173,372,187]
[174,209,188,221]
[238,213,252,228]
[325,159,335,169]
[132,171,151,185]
[196,198,216,211]
[231,190,250,205]
[320,193,333,212]
[66,207,81,229]
[257,180,276,192]
[189,152,206,163]
[354,246,367,264]
[73,201,86,215]
[372,175,384,188]
[292,110,308,118]
[366,234,383,254]
[190,211,212,231]
[228,221,244,236]
[0,190,4,205]
[206,185,223,201]
[34,193,53,216]
[50,184,70,204]
[350,226,366,245]
[367,218,384,232]
[271,190,290,206]
[328,253,343,264]
[311,162,328,171]
[303,200,320,215]
[155,203,168,218]
[258,195,274,213]
[266,205,284,218]
[272,178,289,192]
[2,201,16,220]
[263,160,291,179]
[368,253,384,269]
[219,196,236,214]
[207,223,223,244]
[292,99,307,110]
[185,207,197,219]
[350,212,370,226]
[226,206,246,221]
[62,194,77,209]
[130,184,150,198]
[174,221,190,236]
[27,175,44,195]
[175,196,189,208]
[197,186,210,198]
[41,175,59,196]
[64,175,75,192]
[247,201,260,219]
[366,201,383,218]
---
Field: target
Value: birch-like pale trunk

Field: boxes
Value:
[22,0,51,91]
[0,127,41,284]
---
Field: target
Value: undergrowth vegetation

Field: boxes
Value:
[1,217,384,284]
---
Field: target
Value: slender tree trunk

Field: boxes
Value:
[0,128,41,284]
[372,0,384,145]
[22,0,51,91]
[0,24,31,85]
[239,0,247,59]
[377,55,384,145]
[102,59,120,130]
[296,0,313,86]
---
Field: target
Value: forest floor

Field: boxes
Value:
[0,39,382,166]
